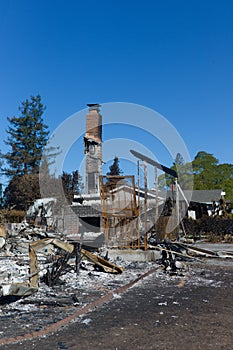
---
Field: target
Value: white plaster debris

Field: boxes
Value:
[0,227,158,320]
[81,318,92,325]
[158,301,167,306]
[113,293,122,299]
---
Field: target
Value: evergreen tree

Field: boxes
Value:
[158,153,193,190]
[192,152,233,203]
[61,170,84,204]
[158,150,233,204]
[2,95,51,211]
[3,95,49,176]
[107,156,123,176]
[173,153,193,190]
[174,152,185,166]
[192,151,219,189]
[4,174,40,210]
[218,163,233,207]
[193,151,218,174]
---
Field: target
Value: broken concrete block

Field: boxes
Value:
[2,282,38,297]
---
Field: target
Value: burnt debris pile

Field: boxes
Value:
[0,223,123,305]
[0,222,233,308]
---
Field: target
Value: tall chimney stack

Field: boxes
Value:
[84,104,102,194]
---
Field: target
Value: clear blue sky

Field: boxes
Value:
[0,0,232,185]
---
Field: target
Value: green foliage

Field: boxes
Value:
[61,170,84,204]
[158,153,193,190]
[158,151,233,204]
[192,151,219,189]
[1,95,56,211]
[193,151,218,172]
[3,95,49,177]
[107,156,123,176]
[192,151,233,202]
[0,209,26,223]
[3,169,84,210]
[3,174,40,210]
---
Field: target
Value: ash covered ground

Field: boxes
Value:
[1,260,233,350]
[0,225,233,349]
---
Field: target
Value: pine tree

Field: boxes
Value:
[61,170,84,204]
[158,153,193,190]
[3,95,49,176]
[107,156,123,176]
[174,153,185,166]
[2,95,50,211]
[4,174,40,210]
[192,151,219,189]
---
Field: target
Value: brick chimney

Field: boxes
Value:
[84,104,102,194]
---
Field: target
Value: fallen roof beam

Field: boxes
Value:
[130,149,178,178]
[81,248,124,274]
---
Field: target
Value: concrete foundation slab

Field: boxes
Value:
[107,249,160,262]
